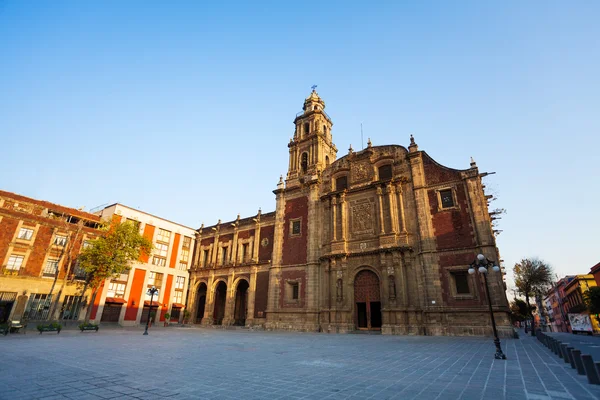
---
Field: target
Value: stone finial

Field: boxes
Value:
[277,175,284,190]
[348,144,354,154]
[258,207,262,215]
[470,157,477,168]
[408,134,418,153]
[217,219,221,225]
[236,213,241,221]
[367,138,372,148]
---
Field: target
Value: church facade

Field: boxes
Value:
[188,90,511,336]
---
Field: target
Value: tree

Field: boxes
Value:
[510,299,529,322]
[513,258,553,336]
[78,221,153,322]
[583,286,600,318]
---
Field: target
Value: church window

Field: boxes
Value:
[336,176,348,191]
[325,155,330,166]
[287,281,300,301]
[323,125,327,134]
[221,246,228,265]
[202,250,210,267]
[439,189,455,209]
[304,122,310,135]
[290,219,301,236]
[378,164,393,180]
[301,152,308,173]
[452,272,470,295]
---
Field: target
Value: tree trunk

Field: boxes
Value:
[84,286,99,324]
[524,293,530,333]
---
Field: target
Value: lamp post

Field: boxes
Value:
[469,253,506,360]
[143,286,159,336]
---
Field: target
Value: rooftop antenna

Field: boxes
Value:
[361,123,364,150]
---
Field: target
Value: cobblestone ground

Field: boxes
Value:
[1,327,599,400]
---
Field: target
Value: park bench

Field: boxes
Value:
[80,325,99,332]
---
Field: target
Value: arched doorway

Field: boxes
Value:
[354,270,382,330]
[233,280,249,326]
[213,281,227,325]
[195,283,207,324]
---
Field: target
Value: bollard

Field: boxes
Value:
[568,347,576,369]
[555,341,562,357]
[561,344,571,364]
[581,355,600,385]
[572,350,586,375]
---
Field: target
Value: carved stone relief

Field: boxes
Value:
[351,199,374,235]
[351,162,371,182]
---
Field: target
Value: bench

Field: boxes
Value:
[80,325,99,332]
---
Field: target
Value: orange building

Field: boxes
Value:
[90,204,196,326]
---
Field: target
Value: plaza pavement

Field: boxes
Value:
[1,326,599,400]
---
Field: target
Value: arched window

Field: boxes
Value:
[301,152,308,173]
[304,123,310,135]
[323,125,327,134]
[325,155,330,166]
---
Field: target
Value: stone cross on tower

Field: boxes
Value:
[311,84,318,91]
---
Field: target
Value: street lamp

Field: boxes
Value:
[468,253,506,360]
[143,286,159,336]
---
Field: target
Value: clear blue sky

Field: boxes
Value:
[1,1,598,287]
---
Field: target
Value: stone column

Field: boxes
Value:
[339,191,347,241]
[252,225,260,262]
[387,183,398,234]
[377,187,385,234]
[231,228,239,265]
[246,267,258,326]
[396,183,407,233]
[331,197,337,241]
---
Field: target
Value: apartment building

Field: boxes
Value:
[90,204,195,326]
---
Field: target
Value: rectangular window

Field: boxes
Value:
[291,220,301,236]
[24,293,52,320]
[378,164,393,180]
[178,262,188,271]
[440,189,455,209]
[336,176,348,191]
[182,236,191,248]
[6,255,24,271]
[107,282,126,298]
[82,240,92,249]
[146,272,163,300]
[155,243,168,257]
[175,276,185,290]
[54,234,68,246]
[453,272,470,295]
[157,228,171,243]
[221,247,228,265]
[292,283,299,300]
[203,250,210,266]
[180,248,189,262]
[173,291,183,304]
[17,227,34,240]
[43,259,59,277]
[242,243,249,262]
[152,256,167,267]
[126,218,141,230]
[73,262,86,280]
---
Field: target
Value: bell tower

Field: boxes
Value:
[286,88,337,187]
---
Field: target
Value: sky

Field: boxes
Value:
[1,1,598,289]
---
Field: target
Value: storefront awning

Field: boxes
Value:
[171,303,185,308]
[105,297,126,304]
[144,301,160,307]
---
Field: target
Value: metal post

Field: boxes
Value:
[143,290,155,336]
[483,272,506,360]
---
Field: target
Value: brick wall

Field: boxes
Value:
[258,225,274,262]
[281,197,308,266]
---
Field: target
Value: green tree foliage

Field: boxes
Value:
[78,221,153,321]
[583,286,600,315]
[513,258,553,335]
[510,299,529,322]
